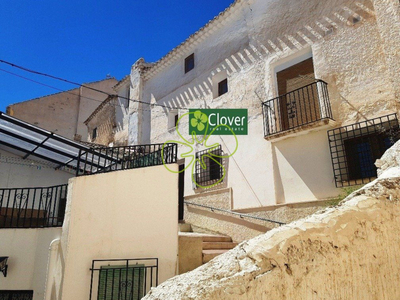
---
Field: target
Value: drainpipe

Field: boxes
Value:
[44,239,60,300]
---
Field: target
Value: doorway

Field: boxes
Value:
[178,164,185,222]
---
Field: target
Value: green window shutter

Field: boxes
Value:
[98,265,145,300]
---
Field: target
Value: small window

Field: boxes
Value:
[195,146,223,187]
[98,265,144,300]
[125,86,130,109]
[92,127,97,141]
[168,111,179,130]
[185,54,195,73]
[0,291,33,299]
[218,79,228,97]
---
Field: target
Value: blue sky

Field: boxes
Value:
[0,0,234,112]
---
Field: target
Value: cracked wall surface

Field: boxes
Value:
[143,142,400,299]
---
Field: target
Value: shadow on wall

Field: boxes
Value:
[156,0,375,115]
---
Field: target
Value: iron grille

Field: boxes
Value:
[0,184,67,228]
[0,291,33,300]
[328,113,400,187]
[89,258,158,300]
[262,80,333,137]
[76,143,177,176]
[195,145,223,187]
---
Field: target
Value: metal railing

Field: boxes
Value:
[76,143,177,176]
[328,113,400,187]
[185,201,285,226]
[0,184,68,228]
[262,80,333,137]
[89,258,158,300]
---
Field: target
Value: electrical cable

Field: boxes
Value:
[0,59,184,110]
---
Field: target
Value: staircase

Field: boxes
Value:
[179,223,238,267]
[201,234,238,263]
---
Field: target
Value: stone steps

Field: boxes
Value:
[202,249,229,263]
[201,235,237,264]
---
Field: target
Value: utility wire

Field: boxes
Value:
[0,67,156,113]
[0,59,184,110]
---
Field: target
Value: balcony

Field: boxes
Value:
[262,80,334,140]
[0,184,67,228]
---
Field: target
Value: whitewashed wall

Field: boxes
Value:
[0,228,61,300]
[129,0,399,209]
[56,165,179,299]
[0,149,74,188]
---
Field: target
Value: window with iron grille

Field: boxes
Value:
[0,291,33,300]
[89,259,158,300]
[195,146,223,187]
[98,265,144,300]
[328,114,399,187]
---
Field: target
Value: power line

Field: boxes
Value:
[0,67,156,113]
[0,59,184,110]
[0,68,127,109]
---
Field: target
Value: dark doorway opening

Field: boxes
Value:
[178,164,185,222]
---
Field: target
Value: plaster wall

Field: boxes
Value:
[0,149,73,188]
[131,0,398,211]
[0,228,61,300]
[58,165,179,299]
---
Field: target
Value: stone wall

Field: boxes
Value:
[85,97,116,146]
[7,78,117,141]
[143,141,400,299]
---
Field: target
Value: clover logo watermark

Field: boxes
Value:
[161,110,240,189]
[190,110,208,132]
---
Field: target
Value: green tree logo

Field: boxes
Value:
[190,110,208,132]
[161,111,238,189]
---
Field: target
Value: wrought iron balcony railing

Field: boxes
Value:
[262,80,333,137]
[76,143,177,176]
[0,184,68,228]
[90,258,158,300]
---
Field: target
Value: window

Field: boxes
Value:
[0,291,33,300]
[184,53,195,73]
[92,127,98,141]
[212,70,228,99]
[168,110,179,129]
[328,114,399,187]
[98,265,144,300]
[125,86,130,109]
[195,146,223,187]
[218,79,228,97]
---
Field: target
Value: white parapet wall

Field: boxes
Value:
[0,228,61,300]
[56,165,179,300]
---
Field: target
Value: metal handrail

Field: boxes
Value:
[184,201,285,225]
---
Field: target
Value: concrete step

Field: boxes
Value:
[178,223,192,232]
[202,249,229,263]
[201,235,232,243]
[202,241,238,250]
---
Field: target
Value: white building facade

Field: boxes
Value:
[127,0,400,213]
